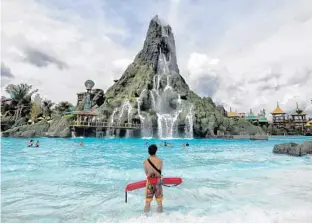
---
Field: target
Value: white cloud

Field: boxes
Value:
[1,0,311,120]
[1,0,134,103]
[112,58,133,79]
[187,53,222,96]
[184,0,312,117]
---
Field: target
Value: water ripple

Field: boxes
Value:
[1,137,312,222]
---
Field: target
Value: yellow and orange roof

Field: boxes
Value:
[227,107,239,117]
[271,102,285,114]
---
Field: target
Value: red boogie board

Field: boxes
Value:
[125,177,182,203]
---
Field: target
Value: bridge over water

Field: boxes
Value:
[70,121,187,130]
[70,121,141,129]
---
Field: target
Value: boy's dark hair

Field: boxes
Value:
[148,144,157,155]
[30,140,33,142]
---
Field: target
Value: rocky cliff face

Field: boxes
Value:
[104,16,191,102]
[2,115,72,138]
[98,15,264,138]
[2,120,50,138]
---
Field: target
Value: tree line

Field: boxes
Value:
[1,83,74,123]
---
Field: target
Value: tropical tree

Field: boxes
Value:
[5,83,38,120]
[42,99,54,119]
[30,94,42,123]
[54,101,74,114]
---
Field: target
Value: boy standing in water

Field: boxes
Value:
[143,144,163,213]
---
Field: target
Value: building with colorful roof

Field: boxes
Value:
[227,108,239,119]
[245,109,258,121]
[271,102,287,128]
[256,109,269,127]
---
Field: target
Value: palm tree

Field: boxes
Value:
[54,101,74,114]
[42,99,54,119]
[5,83,38,120]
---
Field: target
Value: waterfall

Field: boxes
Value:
[185,105,194,139]
[71,131,76,138]
[118,100,132,125]
[135,23,194,139]
[151,51,184,139]
[118,100,133,137]
[106,108,118,137]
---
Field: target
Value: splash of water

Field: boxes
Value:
[71,131,76,138]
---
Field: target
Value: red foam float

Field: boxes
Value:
[125,177,182,203]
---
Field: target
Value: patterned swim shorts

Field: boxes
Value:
[145,178,163,202]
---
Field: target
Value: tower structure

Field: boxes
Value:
[271,102,286,128]
[290,102,307,133]
[83,80,95,112]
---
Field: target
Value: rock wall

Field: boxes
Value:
[97,15,265,137]
[273,141,312,156]
[2,120,50,138]
[45,115,71,138]
[2,115,72,138]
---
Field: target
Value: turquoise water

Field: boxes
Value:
[1,136,312,222]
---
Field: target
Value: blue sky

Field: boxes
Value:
[2,0,312,117]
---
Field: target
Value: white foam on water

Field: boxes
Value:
[108,165,312,223]
[2,138,312,222]
[125,206,312,223]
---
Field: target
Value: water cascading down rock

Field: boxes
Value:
[102,15,196,139]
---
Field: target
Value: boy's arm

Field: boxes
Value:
[143,161,148,175]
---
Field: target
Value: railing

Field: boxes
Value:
[70,121,141,129]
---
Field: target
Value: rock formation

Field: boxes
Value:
[98,15,264,138]
[2,115,72,138]
[2,120,50,138]
[99,15,196,138]
[273,141,312,156]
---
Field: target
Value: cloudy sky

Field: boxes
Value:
[1,0,312,118]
